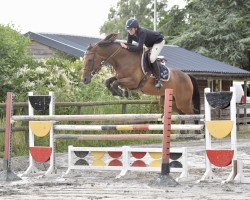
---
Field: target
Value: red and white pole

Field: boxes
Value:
[0,92,21,181]
[153,89,178,186]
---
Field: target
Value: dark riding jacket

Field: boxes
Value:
[127,27,164,52]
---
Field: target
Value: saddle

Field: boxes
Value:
[141,51,169,81]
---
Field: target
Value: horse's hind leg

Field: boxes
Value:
[159,96,164,107]
[160,95,183,114]
[177,101,194,114]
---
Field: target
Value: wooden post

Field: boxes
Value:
[122,104,127,114]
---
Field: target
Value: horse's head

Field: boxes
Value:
[82,33,118,84]
[82,44,103,84]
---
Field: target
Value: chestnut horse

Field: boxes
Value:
[82,33,200,114]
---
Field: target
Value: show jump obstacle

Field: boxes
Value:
[1,87,248,184]
[2,89,201,185]
[66,146,187,181]
[23,92,55,176]
[200,87,246,183]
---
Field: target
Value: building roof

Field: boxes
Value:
[25,32,250,80]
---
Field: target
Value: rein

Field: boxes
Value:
[102,46,121,66]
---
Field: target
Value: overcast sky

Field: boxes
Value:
[0,0,185,37]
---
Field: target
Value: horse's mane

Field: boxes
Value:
[97,33,137,49]
[97,33,119,47]
[87,33,137,50]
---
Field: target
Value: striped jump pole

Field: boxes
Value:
[54,124,203,131]
[0,92,21,181]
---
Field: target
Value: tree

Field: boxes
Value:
[158,5,188,39]
[100,0,168,39]
[170,0,250,70]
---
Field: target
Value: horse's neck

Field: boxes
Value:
[99,44,120,63]
[98,43,143,78]
[111,51,144,85]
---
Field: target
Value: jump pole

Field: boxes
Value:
[11,114,204,122]
[53,124,203,131]
[0,92,21,181]
[152,89,178,187]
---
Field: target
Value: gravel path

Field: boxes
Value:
[0,138,250,200]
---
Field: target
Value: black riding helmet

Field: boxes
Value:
[126,19,139,29]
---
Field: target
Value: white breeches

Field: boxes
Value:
[149,40,165,63]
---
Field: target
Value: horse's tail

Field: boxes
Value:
[189,75,200,114]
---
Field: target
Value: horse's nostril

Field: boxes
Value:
[83,76,91,84]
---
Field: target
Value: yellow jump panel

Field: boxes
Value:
[149,160,161,168]
[91,151,105,159]
[29,121,52,137]
[149,152,162,159]
[92,159,106,166]
[205,120,233,139]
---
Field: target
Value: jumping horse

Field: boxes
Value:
[82,33,200,114]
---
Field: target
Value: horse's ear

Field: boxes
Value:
[98,33,118,47]
[86,43,93,50]
[103,33,118,42]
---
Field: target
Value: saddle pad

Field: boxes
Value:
[141,52,170,81]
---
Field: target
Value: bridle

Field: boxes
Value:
[83,45,121,76]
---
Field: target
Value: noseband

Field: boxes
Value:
[83,46,121,76]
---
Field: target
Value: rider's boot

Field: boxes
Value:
[152,60,162,89]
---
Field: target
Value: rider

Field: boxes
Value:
[120,18,165,89]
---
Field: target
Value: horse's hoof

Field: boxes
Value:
[112,90,123,97]
[111,90,119,96]
[104,80,110,87]
[123,90,129,98]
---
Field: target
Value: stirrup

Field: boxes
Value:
[155,80,162,89]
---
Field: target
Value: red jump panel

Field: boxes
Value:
[206,149,234,167]
[30,146,52,163]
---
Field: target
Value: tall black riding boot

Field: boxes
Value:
[152,60,162,89]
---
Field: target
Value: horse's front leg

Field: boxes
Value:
[111,77,138,97]
[110,80,127,97]
[104,76,120,96]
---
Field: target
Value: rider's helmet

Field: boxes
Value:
[126,18,139,29]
